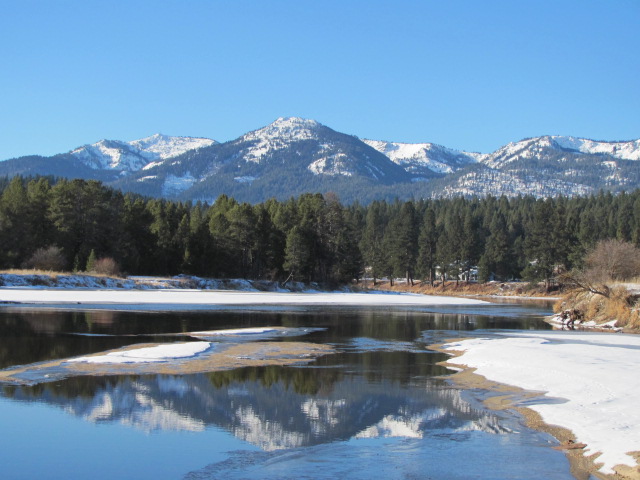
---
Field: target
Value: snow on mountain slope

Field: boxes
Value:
[481,137,555,169]
[237,117,322,163]
[308,154,354,176]
[551,136,640,161]
[71,140,149,172]
[438,168,593,198]
[130,134,216,160]
[482,136,640,169]
[363,139,485,175]
[220,117,409,182]
[70,134,216,172]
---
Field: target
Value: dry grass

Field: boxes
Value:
[363,280,563,298]
[0,268,67,277]
[0,269,123,280]
[556,286,640,330]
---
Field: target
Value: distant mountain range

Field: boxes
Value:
[2,117,639,203]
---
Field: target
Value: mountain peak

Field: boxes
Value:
[272,116,321,128]
[238,118,325,164]
[244,117,323,139]
[68,134,216,172]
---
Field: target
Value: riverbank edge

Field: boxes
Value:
[362,280,564,298]
[429,339,640,480]
[374,280,640,333]
[0,272,327,292]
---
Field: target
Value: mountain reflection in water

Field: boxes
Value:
[3,364,507,450]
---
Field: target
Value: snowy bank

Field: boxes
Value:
[0,273,294,291]
[0,288,488,310]
[441,332,640,476]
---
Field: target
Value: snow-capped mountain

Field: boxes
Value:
[1,118,639,203]
[70,133,217,172]
[481,135,640,170]
[430,135,640,198]
[238,117,322,163]
[223,116,409,180]
[552,136,640,161]
[111,117,412,203]
[363,139,486,176]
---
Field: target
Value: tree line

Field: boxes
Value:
[2,176,640,287]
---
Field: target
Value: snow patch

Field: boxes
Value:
[162,173,196,196]
[67,342,211,364]
[0,288,489,310]
[442,332,640,474]
[308,154,354,176]
[129,134,216,160]
[363,139,483,174]
[234,176,258,183]
[191,327,280,336]
[552,136,640,161]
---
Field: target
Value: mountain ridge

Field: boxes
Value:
[1,117,639,203]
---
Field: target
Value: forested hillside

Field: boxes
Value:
[1,176,639,287]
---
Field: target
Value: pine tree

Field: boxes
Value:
[283,225,314,283]
[417,207,438,285]
[460,208,482,282]
[85,249,97,272]
[227,203,257,278]
[388,201,418,285]
[522,199,570,290]
[478,212,511,281]
[0,177,30,267]
[360,201,388,285]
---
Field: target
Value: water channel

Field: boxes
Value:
[0,300,584,479]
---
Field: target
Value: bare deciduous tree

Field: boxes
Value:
[90,257,121,276]
[585,239,640,282]
[560,239,640,298]
[22,246,66,271]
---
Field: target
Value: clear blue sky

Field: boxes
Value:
[1,0,638,160]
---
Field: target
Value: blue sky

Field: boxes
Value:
[1,0,638,160]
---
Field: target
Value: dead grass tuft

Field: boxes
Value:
[0,268,66,277]
[556,286,640,330]
[365,280,563,298]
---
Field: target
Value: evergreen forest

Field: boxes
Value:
[2,176,640,288]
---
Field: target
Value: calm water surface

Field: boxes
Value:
[0,300,581,479]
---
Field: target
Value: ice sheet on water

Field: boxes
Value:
[188,327,325,342]
[184,431,573,480]
[347,337,427,354]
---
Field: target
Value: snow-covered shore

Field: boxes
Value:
[0,273,287,291]
[441,332,640,477]
[0,287,488,310]
[0,272,491,310]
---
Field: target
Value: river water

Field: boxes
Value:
[0,300,581,479]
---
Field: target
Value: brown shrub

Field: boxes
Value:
[22,246,66,271]
[585,239,640,282]
[90,257,121,277]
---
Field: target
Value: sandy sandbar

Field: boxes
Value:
[0,341,334,385]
